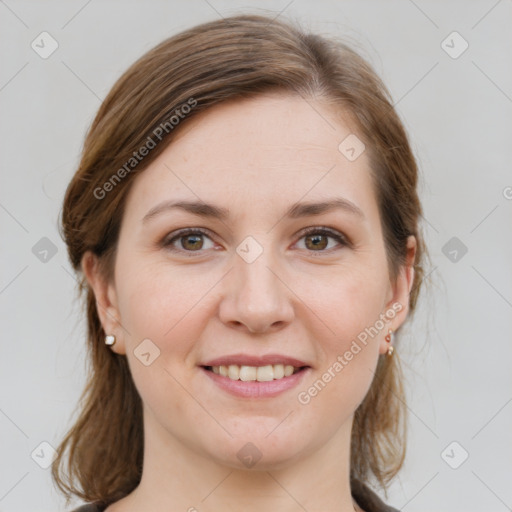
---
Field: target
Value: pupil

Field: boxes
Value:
[307,234,327,250]
[184,235,202,250]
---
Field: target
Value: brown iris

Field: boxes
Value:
[181,234,204,251]
[304,233,328,251]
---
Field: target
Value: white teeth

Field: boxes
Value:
[284,364,294,377]
[228,365,239,380]
[256,365,274,382]
[239,365,257,381]
[209,363,302,381]
[273,364,285,379]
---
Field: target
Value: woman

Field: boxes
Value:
[53,13,426,512]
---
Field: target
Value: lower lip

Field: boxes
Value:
[201,367,310,398]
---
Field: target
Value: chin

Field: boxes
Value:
[205,424,313,471]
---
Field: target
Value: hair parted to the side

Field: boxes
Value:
[53,13,427,507]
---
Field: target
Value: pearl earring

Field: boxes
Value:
[105,334,116,346]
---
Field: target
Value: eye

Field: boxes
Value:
[163,228,216,254]
[162,226,350,256]
[295,227,349,254]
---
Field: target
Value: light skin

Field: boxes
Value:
[82,92,416,512]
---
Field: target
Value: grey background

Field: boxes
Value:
[1,1,511,511]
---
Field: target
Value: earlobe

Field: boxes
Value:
[81,251,126,354]
[380,236,417,355]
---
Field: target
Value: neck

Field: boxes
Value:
[117,409,358,512]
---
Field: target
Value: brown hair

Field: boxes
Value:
[53,13,427,507]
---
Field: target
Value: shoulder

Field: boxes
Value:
[351,479,400,512]
[68,504,106,512]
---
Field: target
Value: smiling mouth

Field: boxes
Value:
[203,364,308,382]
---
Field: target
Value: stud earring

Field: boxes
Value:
[105,334,116,346]
[385,329,394,356]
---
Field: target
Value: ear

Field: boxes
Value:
[380,235,417,355]
[81,251,126,355]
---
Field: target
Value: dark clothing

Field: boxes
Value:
[351,479,400,511]
[69,480,400,511]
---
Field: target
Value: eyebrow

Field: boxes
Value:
[142,197,365,224]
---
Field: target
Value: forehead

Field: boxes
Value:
[123,92,379,225]
[170,92,358,166]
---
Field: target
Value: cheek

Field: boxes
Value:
[303,262,389,396]
[112,273,200,418]
[305,258,390,341]
[115,264,210,420]
[117,258,208,342]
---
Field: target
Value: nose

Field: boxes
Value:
[218,246,295,334]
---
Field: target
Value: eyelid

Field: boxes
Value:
[297,226,351,245]
[294,226,352,253]
[162,227,216,251]
[161,225,351,254]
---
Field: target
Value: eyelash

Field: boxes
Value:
[161,226,350,257]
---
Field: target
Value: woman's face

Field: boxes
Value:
[86,92,415,470]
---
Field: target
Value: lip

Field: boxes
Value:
[201,353,310,368]
[201,366,311,398]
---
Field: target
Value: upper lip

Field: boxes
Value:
[201,353,310,368]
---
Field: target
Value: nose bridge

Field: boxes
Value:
[238,246,279,301]
[219,235,294,333]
